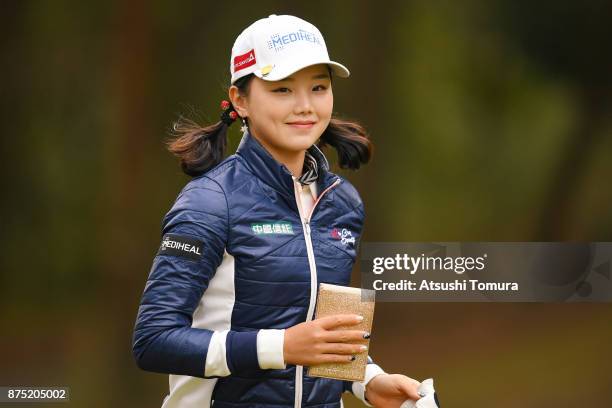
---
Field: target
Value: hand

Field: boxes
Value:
[283,314,369,366]
[364,373,421,407]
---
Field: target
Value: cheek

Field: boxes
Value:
[318,94,334,119]
[260,98,291,124]
[250,100,278,128]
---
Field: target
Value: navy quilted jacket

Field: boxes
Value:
[132,130,384,407]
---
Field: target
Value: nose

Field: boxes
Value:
[292,88,314,115]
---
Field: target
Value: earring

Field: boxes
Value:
[240,117,248,133]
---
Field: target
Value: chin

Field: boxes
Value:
[283,141,313,153]
[283,132,319,151]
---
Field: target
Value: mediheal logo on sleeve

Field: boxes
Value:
[251,222,294,235]
[157,233,203,260]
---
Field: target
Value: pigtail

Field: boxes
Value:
[319,117,373,170]
[166,74,254,177]
[165,117,230,177]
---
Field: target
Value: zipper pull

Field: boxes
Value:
[304,220,311,235]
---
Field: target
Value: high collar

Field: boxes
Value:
[235,129,337,201]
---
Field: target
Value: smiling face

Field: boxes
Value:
[229,64,333,161]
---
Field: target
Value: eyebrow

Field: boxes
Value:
[279,73,330,82]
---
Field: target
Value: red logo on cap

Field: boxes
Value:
[233,49,256,73]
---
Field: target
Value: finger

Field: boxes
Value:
[316,353,357,364]
[400,378,422,401]
[323,329,370,343]
[317,314,363,330]
[319,342,368,355]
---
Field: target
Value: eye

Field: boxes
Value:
[313,84,328,91]
[272,87,290,93]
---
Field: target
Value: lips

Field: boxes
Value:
[286,121,316,125]
[286,120,316,129]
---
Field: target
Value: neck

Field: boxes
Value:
[251,133,305,178]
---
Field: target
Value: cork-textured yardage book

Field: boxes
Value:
[307,283,376,382]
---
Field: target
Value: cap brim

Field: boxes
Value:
[254,60,350,81]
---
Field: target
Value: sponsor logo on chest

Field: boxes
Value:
[251,222,294,235]
[331,227,355,246]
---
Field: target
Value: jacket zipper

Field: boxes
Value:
[292,177,341,408]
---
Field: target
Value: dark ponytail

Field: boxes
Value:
[319,117,373,170]
[166,75,253,177]
[166,119,229,177]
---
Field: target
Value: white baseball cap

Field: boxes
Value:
[229,14,350,84]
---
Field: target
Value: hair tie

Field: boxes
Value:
[220,100,238,126]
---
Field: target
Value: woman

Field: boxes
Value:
[132,14,425,408]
